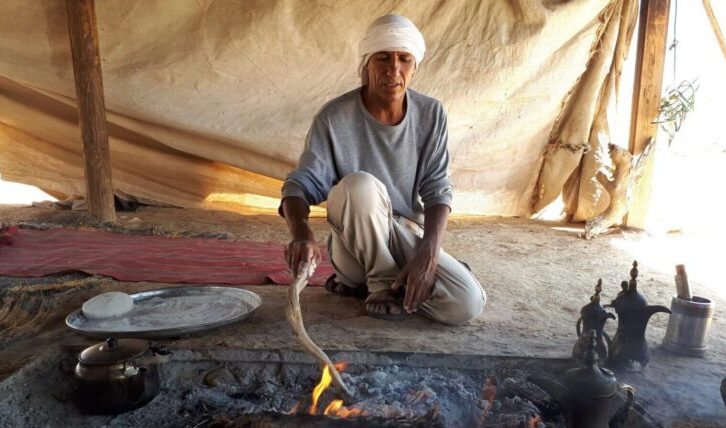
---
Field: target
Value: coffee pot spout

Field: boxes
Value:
[644,304,671,322]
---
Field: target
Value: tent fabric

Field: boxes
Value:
[533,0,638,220]
[0,227,333,286]
[0,0,625,218]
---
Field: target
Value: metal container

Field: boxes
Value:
[607,261,670,371]
[662,295,715,357]
[533,331,635,428]
[75,337,166,414]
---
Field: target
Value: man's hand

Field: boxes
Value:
[394,239,438,313]
[394,204,450,312]
[285,238,321,278]
[282,196,321,278]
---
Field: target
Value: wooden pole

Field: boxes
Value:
[701,0,726,61]
[626,0,671,228]
[66,0,116,222]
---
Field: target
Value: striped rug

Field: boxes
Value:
[0,227,333,286]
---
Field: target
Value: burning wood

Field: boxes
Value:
[476,376,548,428]
[285,261,354,397]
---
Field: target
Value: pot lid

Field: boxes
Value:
[610,261,648,312]
[79,337,148,365]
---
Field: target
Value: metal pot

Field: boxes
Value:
[75,337,168,414]
[533,331,635,428]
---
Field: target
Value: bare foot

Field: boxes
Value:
[365,290,404,319]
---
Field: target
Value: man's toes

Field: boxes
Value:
[365,302,380,314]
[388,303,401,315]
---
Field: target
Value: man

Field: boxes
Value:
[280,14,486,325]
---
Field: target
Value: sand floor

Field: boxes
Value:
[0,205,724,427]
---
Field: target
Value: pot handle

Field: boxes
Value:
[610,383,635,428]
[127,366,150,406]
[576,317,582,337]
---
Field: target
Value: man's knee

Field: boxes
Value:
[335,172,384,197]
[429,281,486,326]
[328,172,389,215]
[450,287,486,325]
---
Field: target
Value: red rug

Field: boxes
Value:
[0,227,333,286]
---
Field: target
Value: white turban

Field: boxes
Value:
[358,14,426,78]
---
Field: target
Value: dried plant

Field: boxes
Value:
[654,79,699,145]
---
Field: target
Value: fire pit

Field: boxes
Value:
[0,348,661,427]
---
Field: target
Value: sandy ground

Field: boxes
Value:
[1,204,725,427]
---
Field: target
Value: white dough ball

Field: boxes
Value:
[82,291,134,319]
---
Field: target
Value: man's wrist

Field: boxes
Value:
[419,236,440,257]
[292,221,315,241]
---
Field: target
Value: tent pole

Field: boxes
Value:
[66,0,116,223]
[625,0,671,229]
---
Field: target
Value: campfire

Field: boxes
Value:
[0,349,657,428]
[301,361,364,418]
[281,360,551,427]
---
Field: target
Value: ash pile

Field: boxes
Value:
[177,365,559,428]
[0,354,565,428]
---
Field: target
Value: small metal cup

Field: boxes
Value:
[662,295,714,357]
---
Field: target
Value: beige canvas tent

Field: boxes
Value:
[1,0,671,225]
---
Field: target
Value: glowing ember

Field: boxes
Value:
[529,414,541,427]
[285,401,300,415]
[481,376,497,410]
[477,376,498,425]
[309,362,347,415]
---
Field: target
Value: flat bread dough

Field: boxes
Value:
[82,291,134,319]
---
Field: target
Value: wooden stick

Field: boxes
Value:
[285,262,354,397]
[66,0,116,223]
[675,264,692,300]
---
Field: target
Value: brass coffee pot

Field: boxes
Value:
[533,330,635,428]
[561,330,635,428]
[573,279,615,362]
[607,261,670,371]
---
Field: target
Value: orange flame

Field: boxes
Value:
[324,399,344,415]
[323,399,365,417]
[309,362,348,415]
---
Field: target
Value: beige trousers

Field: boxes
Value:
[326,172,486,325]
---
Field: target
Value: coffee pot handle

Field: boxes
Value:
[127,366,149,406]
[576,317,582,336]
[610,383,635,427]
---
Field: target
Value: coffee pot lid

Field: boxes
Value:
[610,261,648,312]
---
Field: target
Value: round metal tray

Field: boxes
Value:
[66,286,262,338]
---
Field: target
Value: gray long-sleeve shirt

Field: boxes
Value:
[281,88,453,225]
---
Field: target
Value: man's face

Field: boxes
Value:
[364,51,416,104]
